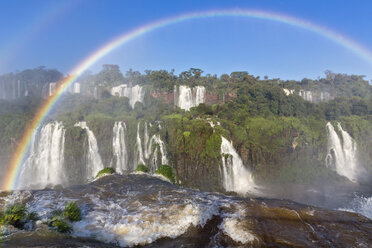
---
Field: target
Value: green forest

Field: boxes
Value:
[0,66,371,191]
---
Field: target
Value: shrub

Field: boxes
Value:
[0,204,27,228]
[135,164,149,173]
[62,202,82,222]
[96,167,115,178]
[51,216,72,233]
[156,165,175,183]
[183,131,191,138]
[48,209,63,219]
[26,211,40,222]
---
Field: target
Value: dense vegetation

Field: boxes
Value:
[0,65,371,191]
[135,164,149,173]
[156,165,176,183]
[96,167,116,178]
[0,200,82,234]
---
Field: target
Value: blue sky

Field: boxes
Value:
[1,0,372,80]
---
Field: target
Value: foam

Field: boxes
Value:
[72,194,218,246]
[220,218,257,244]
[218,203,257,244]
[339,195,372,220]
[0,190,32,207]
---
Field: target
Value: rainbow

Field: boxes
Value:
[3,9,372,190]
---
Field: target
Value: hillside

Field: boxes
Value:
[0,66,371,193]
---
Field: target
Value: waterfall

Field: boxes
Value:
[70,82,81,94]
[146,134,168,172]
[153,134,168,166]
[129,85,145,108]
[326,122,359,182]
[113,122,128,173]
[177,85,193,111]
[110,84,145,108]
[194,86,206,106]
[18,122,66,189]
[144,122,150,159]
[94,86,98,99]
[74,122,104,179]
[220,137,256,194]
[175,85,206,111]
[136,122,145,166]
[136,122,168,171]
[299,90,313,102]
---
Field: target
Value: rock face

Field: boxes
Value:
[150,90,174,104]
[206,91,236,105]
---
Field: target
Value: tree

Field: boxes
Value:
[96,64,124,86]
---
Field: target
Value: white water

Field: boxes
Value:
[136,122,145,166]
[130,85,145,108]
[147,134,168,172]
[4,176,264,247]
[299,90,313,102]
[110,84,145,108]
[74,122,104,179]
[325,122,359,182]
[72,82,81,94]
[339,195,372,220]
[283,88,295,96]
[113,122,128,173]
[136,122,168,171]
[144,122,150,159]
[175,85,206,111]
[177,85,193,111]
[194,86,206,106]
[18,122,66,189]
[220,137,256,194]
[320,91,331,102]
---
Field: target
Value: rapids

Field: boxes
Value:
[1,174,371,247]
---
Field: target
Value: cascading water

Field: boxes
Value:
[177,85,193,111]
[18,122,66,189]
[144,122,150,159]
[194,86,206,106]
[136,121,168,172]
[130,85,145,108]
[74,122,104,179]
[175,85,206,111]
[110,84,145,108]
[136,122,145,166]
[325,122,359,182]
[339,195,372,220]
[299,90,313,102]
[113,121,128,173]
[220,137,256,194]
[146,134,168,172]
